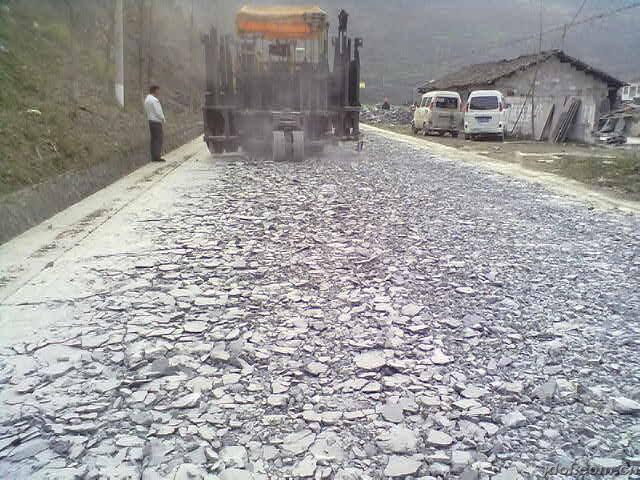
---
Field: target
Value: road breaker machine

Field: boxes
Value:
[202,6,363,160]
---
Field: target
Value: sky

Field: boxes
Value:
[191,0,640,102]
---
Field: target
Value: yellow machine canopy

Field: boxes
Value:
[236,5,328,39]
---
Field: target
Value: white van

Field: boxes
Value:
[412,91,462,137]
[464,90,508,141]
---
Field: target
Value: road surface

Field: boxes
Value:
[1,131,639,479]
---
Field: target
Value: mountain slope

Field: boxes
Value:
[0,0,201,195]
[195,0,640,103]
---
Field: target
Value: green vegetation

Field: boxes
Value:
[0,2,200,196]
[522,152,640,198]
[377,124,640,201]
[0,6,63,192]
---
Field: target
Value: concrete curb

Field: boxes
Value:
[0,125,203,244]
[0,138,207,304]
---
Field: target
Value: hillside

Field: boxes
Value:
[0,0,202,196]
[1,0,638,197]
[198,0,640,104]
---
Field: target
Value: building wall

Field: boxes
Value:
[491,57,612,142]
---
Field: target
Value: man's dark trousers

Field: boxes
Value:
[149,121,163,161]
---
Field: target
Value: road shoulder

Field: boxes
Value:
[0,138,205,305]
[362,124,640,215]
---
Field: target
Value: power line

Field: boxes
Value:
[471,1,639,58]
[569,0,589,25]
[426,1,640,77]
[562,0,588,49]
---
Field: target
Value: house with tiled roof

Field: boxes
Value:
[419,50,624,142]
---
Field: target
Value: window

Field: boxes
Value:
[469,96,499,110]
[632,86,638,98]
[434,96,458,109]
[421,97,431,107]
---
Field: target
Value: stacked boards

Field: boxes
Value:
[549,98,581,143]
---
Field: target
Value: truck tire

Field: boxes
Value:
[272,131,286,161]
[208,142,223,154]
[292,131,305,161]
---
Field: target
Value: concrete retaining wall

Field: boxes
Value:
[0,124,202,244]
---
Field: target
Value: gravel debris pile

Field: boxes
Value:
[0,132,639,479]
[361,105,413,126]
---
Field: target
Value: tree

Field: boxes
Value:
[63,0,80,104]
[189,0,194,112]
[135,0,146,98]
[146,1,154,86]
[96,0,115,99]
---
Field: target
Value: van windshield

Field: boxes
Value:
[469,96,499,110]
[434,97,458,109]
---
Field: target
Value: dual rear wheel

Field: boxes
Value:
[272,131,286,161]
[272,130,305,162]
[207,141,239,155]
[292,131,304,162]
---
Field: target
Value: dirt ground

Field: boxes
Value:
[383,124,640,202]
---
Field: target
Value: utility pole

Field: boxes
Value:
[115,0,125,108]
[539,0,543,52]
[531,0,543,138]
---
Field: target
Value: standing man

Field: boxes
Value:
[144,85,166,162]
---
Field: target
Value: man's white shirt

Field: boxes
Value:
[144,94,165,123]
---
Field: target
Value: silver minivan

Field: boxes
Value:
[412,91,462,137]
[464,90,508,141]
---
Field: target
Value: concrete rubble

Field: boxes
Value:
[0,131,639,479]
[360,105,412,126]
[593,102,640,145]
